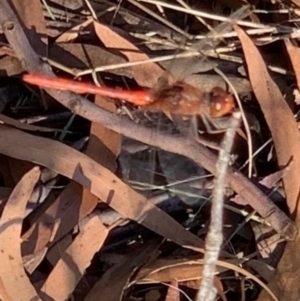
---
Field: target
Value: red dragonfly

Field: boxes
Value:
[22,6,249,121]
[22,73,234,119]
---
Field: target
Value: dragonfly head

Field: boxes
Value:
[209,87,235,118]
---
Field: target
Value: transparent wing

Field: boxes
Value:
[191,5,252,54]
[165,6,252,82]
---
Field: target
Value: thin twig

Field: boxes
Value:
[73,47,234,77]
[126,0,191,38]
[50,45,289,78]
[41,0,55,20]
[239,138,273,171]
[84,0,98,20]
[196,111,241,301]
[129,180,269,224]
[136,0,263,28]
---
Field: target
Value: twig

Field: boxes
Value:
[84,0,98,20]
[196,111,241,301]
[41,0,55,21]
[136,0,263,29]
[239,138,273,171]
[0,0,296,240]
[129,180,270,225]
[57,46,290,78]
[126,0,191,38]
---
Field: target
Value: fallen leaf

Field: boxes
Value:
[0,113,62,133]
[80,94,121,227]
[40,212,109,300]
[24,248,48,275]
[46,234,72,266]
[93,21,164,87]
[11,0,47,56]
[0,279,13,301]
[136,259,206,283]
[22,181,97,257]
[247,260,275,283]
[0,166,41,301]
[56,18,93,43]
[136,259,277,301]
[86,95,121,171]
[49,43,132,78]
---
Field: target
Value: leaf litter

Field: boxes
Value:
[234,23,300,301]
[0,0,299,301]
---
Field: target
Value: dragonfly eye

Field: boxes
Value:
[209,87,235,117]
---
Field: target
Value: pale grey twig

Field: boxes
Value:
[126,0,191,38]
[84,0,98,20]
[196,111,241,301]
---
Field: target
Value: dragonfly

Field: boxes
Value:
[22,73,234,119]
[22,6,250,123]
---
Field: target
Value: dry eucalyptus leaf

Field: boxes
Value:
[11,0,47,56]
[0,167,41,301]
[93,21,164,87]
[40,213,109,300]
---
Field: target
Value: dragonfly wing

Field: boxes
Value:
[192,5,252,53]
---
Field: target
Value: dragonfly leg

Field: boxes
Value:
[187,116,222,150]
[200,114,233,134]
